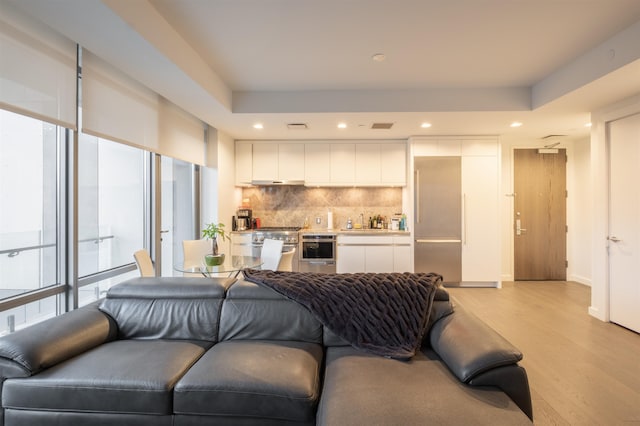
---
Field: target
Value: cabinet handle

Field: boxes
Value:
[462,193,467,245]
[415,170,420,224]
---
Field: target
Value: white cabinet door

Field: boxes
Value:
[331,144,355,184]
[305,144,331,184]
[380,143,407,185]
[337,244,365,273]
[355,144,381,184]
[365,245,394,272]
[235,142,253,185]
[461,155,499,282]
[279,143,305,181]
[392,236,412,272]
[252,143,278,181]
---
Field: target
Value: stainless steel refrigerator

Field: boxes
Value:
[413,156,461,285]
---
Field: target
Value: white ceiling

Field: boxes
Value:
[11,0,640,143]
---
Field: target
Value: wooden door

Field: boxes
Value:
[514,149,567,280]
[608,113,640,333]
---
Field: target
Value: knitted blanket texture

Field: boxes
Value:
[242,270,442,360]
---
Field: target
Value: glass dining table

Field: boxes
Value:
[174,255,262,278]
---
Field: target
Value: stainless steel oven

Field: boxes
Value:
[298,234,336,273]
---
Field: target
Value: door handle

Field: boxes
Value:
[607,236,621,243]
[515,219,527,235]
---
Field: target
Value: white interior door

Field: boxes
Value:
[608,112,640,333]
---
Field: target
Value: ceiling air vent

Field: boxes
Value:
[287,123,308,130]
[541,134,566,139]
[371,122,394,130]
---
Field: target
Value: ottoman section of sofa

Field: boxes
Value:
[2,340,208,417]
[317,346,532,426]
[174,340,323,423]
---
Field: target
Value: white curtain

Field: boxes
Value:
[0,2,77,128]
[82,51,205,165]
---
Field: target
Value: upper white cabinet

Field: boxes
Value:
[235,142,253,186]
[239,140,407,187]
[278,143,305,182]
[304,144,331,184]
[330,144,356,184]
[236,142,305,185]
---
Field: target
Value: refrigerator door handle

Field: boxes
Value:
[462,193,467,245]
[415,169,420,223]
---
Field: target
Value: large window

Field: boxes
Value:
[0,109,61,333]
[77,134,148,304]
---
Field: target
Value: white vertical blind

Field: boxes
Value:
[82,51,205,165]
[0,3,77,128]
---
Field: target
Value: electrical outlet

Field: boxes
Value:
[315,217,321,225]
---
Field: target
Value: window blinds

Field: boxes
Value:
[0,3,77,129]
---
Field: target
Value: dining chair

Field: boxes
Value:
[133,249,155,277]
[260,238,284,271]
[277,247,296,272]
[182,239,212,269]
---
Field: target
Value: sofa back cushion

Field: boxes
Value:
[99,277,228,342]
[219,279,323,343]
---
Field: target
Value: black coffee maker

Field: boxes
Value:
[235,208,252,231]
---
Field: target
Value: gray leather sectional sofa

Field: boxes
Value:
[0,276,533,425]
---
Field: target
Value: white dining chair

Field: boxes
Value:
[182,239,212,276]
[260,238,284,271]
[277,248,296,272]
[133,249,155,277]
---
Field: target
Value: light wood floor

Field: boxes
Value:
[446,281,640,426]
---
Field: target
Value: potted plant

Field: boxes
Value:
[201,222,230,266]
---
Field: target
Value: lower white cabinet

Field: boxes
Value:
[230,233,253,256]
[337,235,411,273]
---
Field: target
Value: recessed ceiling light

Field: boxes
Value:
[337,122,347,129]
[510,121,523,128]
[585,122,592,127]
[253,123,264,129]
[372,53,386,62]
[421,122,432,128]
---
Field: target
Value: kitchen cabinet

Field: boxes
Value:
[237,140,407,187]
[230,232,253,256]
[252,143,278,181]
[252,142,305,183]
[336,234,410,273]
[355,144,380,183]
[235,142,253,186]
[278,143,305,182]
[330,144,356,184]
[461,149,499,283]
[304,144,331,184]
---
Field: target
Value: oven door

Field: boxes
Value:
[300,235,335,260]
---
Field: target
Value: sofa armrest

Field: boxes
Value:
[429,303,523,383]
[0,302,116,377]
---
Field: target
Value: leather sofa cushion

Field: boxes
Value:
[317,346,532,426]
[100,278,227,342]
[174,340,323,422]
[2,340,207,416]
[219,279,323,343]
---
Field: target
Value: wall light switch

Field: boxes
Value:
[315,217,321,225]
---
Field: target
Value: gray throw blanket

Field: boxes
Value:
[242,270,442,360]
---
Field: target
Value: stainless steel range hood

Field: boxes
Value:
[250,179,305,186]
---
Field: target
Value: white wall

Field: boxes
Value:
[202,127,241,254]
[567,137,592,285]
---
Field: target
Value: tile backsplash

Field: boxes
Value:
[241,186,403,230]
